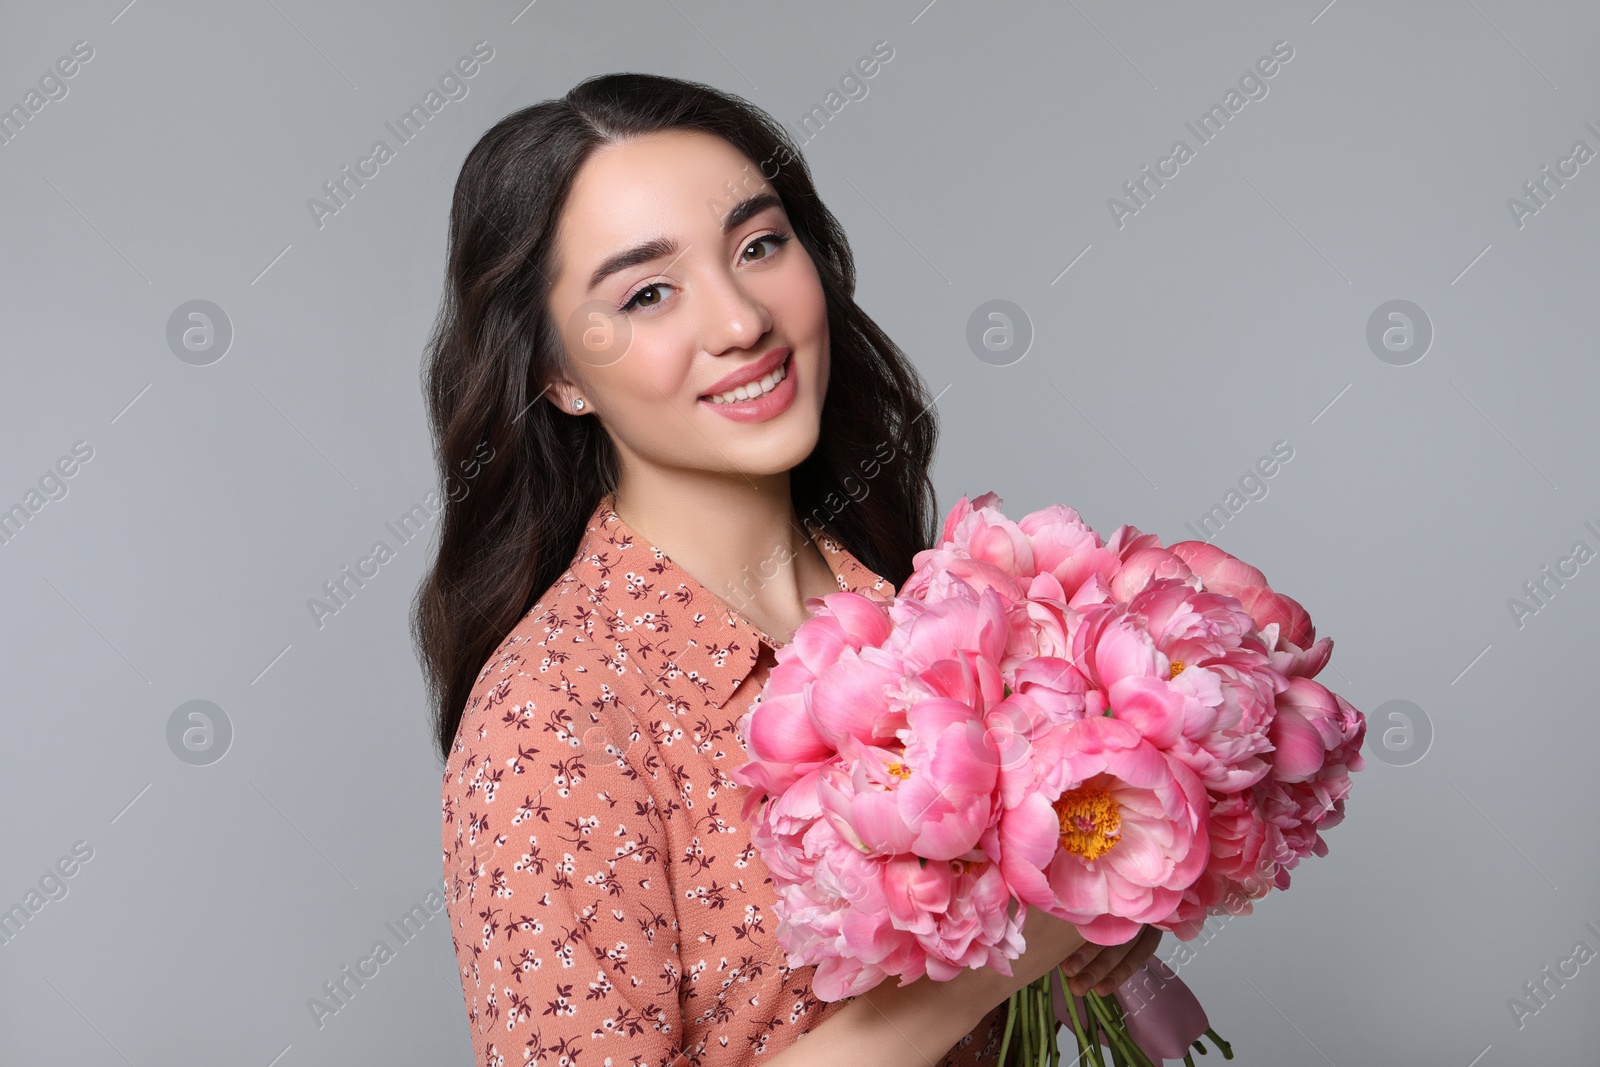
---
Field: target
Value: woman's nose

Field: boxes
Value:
[697,272,770,354]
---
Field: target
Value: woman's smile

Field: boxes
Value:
[699,349,797,422]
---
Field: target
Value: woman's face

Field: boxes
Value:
[545,128,829,483]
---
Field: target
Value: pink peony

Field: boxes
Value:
[997,713,1210,945]
[900,492,1122,607]
[1167,540,1333,680]
[734,589,898,814]
[1156,790,1275,938]
[1157,677,1368,936]
[1065,580,1282,795]
[1259,678,1366,888]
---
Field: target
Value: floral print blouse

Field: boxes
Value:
[442,492,1011,1066]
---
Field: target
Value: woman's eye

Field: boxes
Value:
[620,283,668,314]
[742,230,792,264]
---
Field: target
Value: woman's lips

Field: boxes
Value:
[698,347,791,399]
[699,352,797,423]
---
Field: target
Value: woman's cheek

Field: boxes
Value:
[624,337,687,404]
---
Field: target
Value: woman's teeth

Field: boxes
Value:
[708,358,788,404]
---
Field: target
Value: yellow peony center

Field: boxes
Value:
[1168,659,1185,679]
[1053,785,1122,862]
[886,761,912,780]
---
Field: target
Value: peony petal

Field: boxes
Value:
[809,652,900,747]
[1269,707,1326,783]
[1107,675,1185,748]
[745,692,833,765]
[846,787,919,854]
[908,791,991,861]
[1075,911,1144,946]
[1093,619,1162,687]
[998,798,1061,907]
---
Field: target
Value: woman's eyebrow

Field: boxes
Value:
[585,192,784,294]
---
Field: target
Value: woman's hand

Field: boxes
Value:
[1059,924,1163,997]
[989,903,1092,998]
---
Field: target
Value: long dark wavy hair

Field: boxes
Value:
[413,72,943,765]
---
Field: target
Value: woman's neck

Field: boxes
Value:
[611,471,835,643]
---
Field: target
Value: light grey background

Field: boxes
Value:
[2,1,1596,1064]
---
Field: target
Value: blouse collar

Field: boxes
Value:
[567,491,894,709]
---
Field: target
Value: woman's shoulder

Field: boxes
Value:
[445,567,605,763]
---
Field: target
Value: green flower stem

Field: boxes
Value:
[1102,994,1139,1067]
[1059,968,1107,1067]
[1042,977,1055,1066]
[1030,983,1042,1066]
[1086,991,1156,1067]
[1080,984,1108,1067]
[1203,1027,1235,1059]
[1024,983,1037,1067]
[1057,967,1094,1066]
[1014,990,1027,1067]
[998,990,1020,1067]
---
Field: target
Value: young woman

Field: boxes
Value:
[414,72,1163,1067]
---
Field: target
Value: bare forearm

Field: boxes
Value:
[767,964,1017,1067]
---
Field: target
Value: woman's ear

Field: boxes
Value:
[544,380,589,415]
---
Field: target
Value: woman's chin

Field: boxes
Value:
[711,412,823,475]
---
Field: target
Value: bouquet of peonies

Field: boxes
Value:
[732,493,1365,1066]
